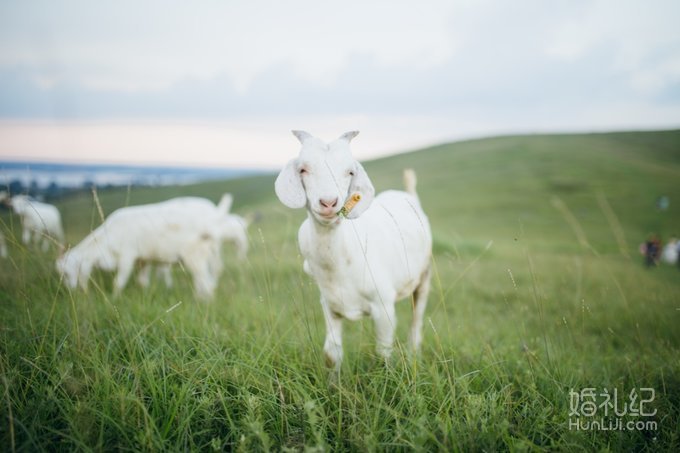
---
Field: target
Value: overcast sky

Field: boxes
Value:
[0,0,679,168]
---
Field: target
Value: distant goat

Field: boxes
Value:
[275,130,432,375]
[0,192,64,252]
[56,195,249,299]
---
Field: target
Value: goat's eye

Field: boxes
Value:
[299,168,307,175]
[348,170,355,176]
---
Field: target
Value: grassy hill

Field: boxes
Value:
[1,130,679,451]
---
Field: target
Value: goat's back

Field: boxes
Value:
[362,189,431,254]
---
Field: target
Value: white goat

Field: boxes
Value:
[3,194,64,252]
[56,194,247,299]
[275,130,432,374]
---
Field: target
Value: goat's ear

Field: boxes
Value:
[275,159,306,209]
[292,130,313,144]
[338,131,359,143]
[347,162,374,219]
[217,193,233,214]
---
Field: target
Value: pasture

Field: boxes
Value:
[1,130,679,451]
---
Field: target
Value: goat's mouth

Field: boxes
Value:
[312,210,341,224]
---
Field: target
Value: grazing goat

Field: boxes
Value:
[56,195,248,299]
[1,193,64,252]
[275,130,432,374]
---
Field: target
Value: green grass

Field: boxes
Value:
[1,130,680,451]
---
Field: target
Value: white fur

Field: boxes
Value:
[275,130,432,373]
[135,213,250,289]
[56,195,249,299]
[6,195,64,252]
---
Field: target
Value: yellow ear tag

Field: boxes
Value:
[338,193,362,218]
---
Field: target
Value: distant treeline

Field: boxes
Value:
[2,179,134,203]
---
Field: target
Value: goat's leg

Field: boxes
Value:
[21,227,31,245]
[137,263,152,288]
[184,254,216,300]
[193,269,216,300]
[206,245,223,278]
[408,266,431,354]
[184,256,215,300]
[157,264,173,288]
[78,262,93,292]
[321,299,343,376]
[372,297,397,361]
[113,256,135,295]
[182,240,220,300]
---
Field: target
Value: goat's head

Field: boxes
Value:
[275,130,375,226]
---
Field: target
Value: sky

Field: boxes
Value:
[0,0,679,168]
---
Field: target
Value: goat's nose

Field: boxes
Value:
[319,197,339,209]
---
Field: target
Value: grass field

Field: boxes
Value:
[1,130,680,451]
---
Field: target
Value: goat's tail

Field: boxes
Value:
[217,193,234,215]
[403,168,418,196]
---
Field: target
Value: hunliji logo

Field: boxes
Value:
[568,388,658,431]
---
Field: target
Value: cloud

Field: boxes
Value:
[0,0,456,92]
[0,0,678,128]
